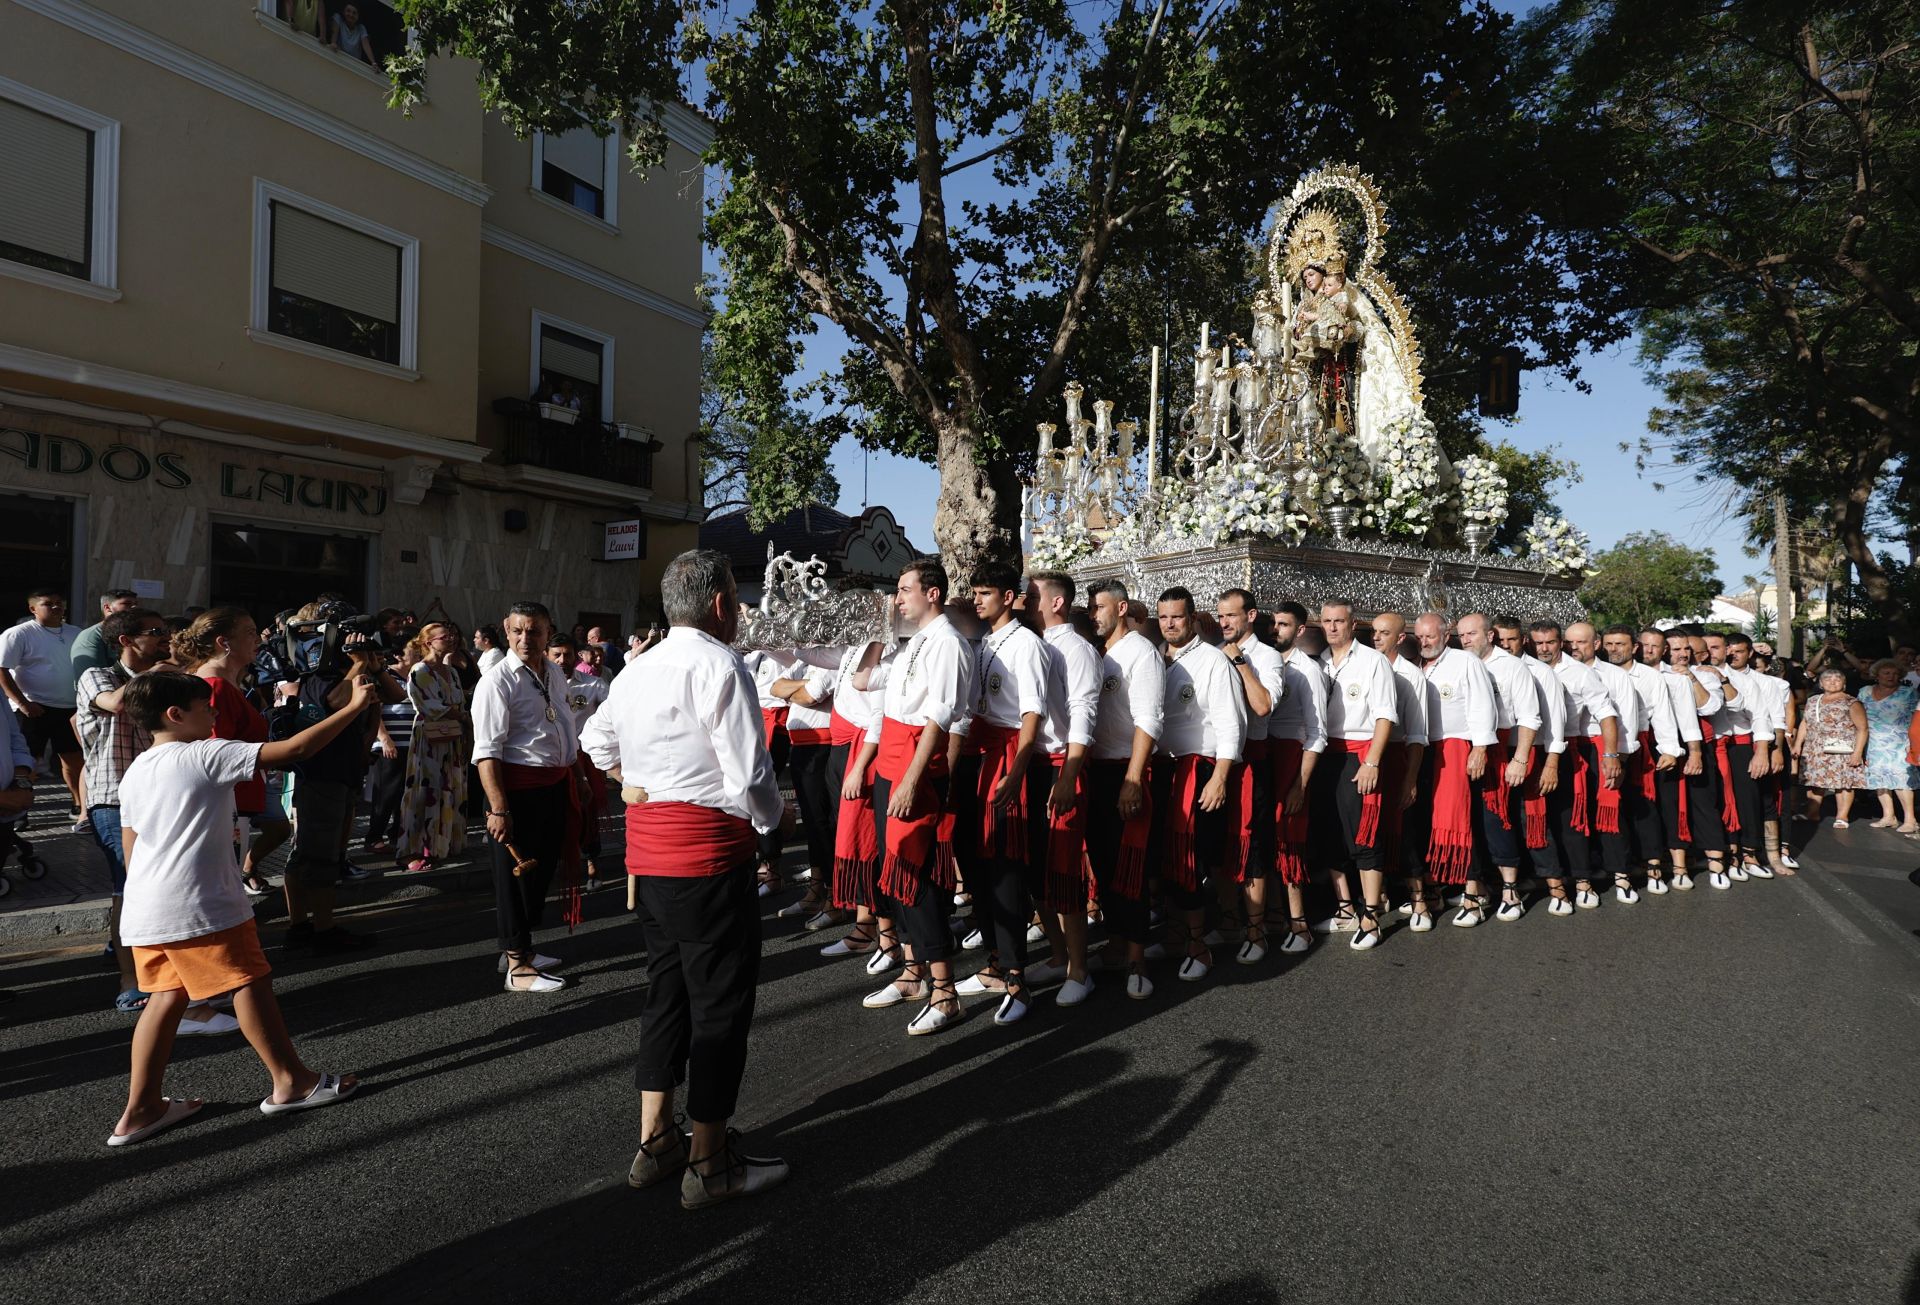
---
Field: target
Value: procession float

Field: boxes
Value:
[1023,164,1592,623]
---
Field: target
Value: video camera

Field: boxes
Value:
[272,598,382,682]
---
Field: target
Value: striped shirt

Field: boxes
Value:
[74,662,153,809]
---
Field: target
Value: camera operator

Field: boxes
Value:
[281,613,404,954]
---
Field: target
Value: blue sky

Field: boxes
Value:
[740,0,1763,596]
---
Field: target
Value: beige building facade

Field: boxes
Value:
[0,0,710,639]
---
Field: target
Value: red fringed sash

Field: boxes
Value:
[1107,762,1153,901]
[830,738,878,910]
[1336,739,1386,848]
[875,717,950,905]
[1425,737,1475,885]
[759,706,789,747]
[1485,729,1514,830]
[1158,753,1214,890]
[1231,739,1270,883]
[626,801,754,877]
[1520,745,1548,849]
[1041,754,1088,911]
[1588,734,1623,833]
[1568,738,1591,836]
[1706,719,1740,833]
[502,763,583,930]
[1269,739,1310,885]
[971,721,1029,861]
[1637,729,1657,801]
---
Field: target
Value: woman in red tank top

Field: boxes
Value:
[180,608,283,897]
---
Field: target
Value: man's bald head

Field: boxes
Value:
[1456,611,1494,658]
[1566,620,1598,664]
[1371,611,1406,657]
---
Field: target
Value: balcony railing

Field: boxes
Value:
[491,398,655,490]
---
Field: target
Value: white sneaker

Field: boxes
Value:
[1575,888,1600,910]
[1452,903,1485,928]
[497,952,561,973]
[1728,862,1749,883]
[1645,876,1670,896]
[1408,910,1434,933]
[1176,955,1210,982]
[991,992,1030,1026]
[1278,927,1311,954]
[1126,972,1154,1001]
[907,1002,961,1036]
[955,972,1003,997]
[1236,938,1268,965]
[1025,923,1046,944]
[1709,870,1731,890]
[865,947,902,976]
[1778,848,1800,869]
[1672,872,1695,891]
[177,1011,241,1036]
[1744,861,1774,880]
[1546,895,1574,917]
[1024,958,1067,986]
[1614,883,1640,905]
[960,929,985,950]
[1056,976,1094,1007]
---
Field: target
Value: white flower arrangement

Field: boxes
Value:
[1028,517,1097,571]
[1455,454,1509,530]
[1303,435,1378,531]
[1520,513,1597,577]
[1373,414,1444,540]
[1144,457,1311,551]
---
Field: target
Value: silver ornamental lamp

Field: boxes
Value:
[1462,520,1494,556]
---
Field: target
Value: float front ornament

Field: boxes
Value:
[735,546,895,652]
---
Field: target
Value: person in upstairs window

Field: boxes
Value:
[330,3,377,65]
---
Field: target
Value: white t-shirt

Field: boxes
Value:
[0,620,80,708]
[118,738,263,946]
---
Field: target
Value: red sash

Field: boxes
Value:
[1093,759,1154,900]
[1704,719,1740,833]
[1520,744,1548,848]
[828,709,865,748]
[831,741,879,910]
[1425,737,1475,884]
[1040,754,1088,911]
[760,706,789,747]
[1159,753,1215,891]
[1230,739,1268,882]
[502,762,583,929]
[971,720,1029,860]
[875,717,951,905]
[1588,734,1622,833]
[1637,729,1657,801]
[1566,736,1591,835]
[1269,738,1310,884]
[626,801,754,877]
[1486,729,1513,830]
[1337,738,1387,847]
[787,726,831,747]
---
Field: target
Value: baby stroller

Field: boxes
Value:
[0,818,49,900]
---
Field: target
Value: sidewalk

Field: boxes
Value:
[0,775,633,945]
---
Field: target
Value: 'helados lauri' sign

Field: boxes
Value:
[1,427,388,516]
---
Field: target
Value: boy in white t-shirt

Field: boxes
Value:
[107,668,377,1147]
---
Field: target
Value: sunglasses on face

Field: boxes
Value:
[136,627,169,638]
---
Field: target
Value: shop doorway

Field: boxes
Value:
[0,492,77,622]
[211,522,370,624]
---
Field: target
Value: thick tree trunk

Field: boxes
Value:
[1836,459,1914,645]
[930,415,1022,587]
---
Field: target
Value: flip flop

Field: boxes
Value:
[106,1097,203,1148]
[259,1072,359,1116]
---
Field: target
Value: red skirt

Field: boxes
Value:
[831,740,879,910]
[1425,737,1476,884]
[971,720,1029,862]
[875,717,951,906]
[1039,754,1088,912]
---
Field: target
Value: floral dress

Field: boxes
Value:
[1799,694,1866,791]
[400,661,469,858]
[1857,684,1917,790]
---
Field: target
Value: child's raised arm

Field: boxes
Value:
[261,675,379,771]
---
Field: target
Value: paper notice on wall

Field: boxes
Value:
[131,578,164,599]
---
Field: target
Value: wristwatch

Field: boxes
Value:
[1229,655,1247,667]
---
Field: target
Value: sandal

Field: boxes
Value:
[1279,914,1312,953]
[1350,902,1384,950]
[241,873,273,898]
[259,1071,359,1115]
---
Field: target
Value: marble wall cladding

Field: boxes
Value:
[1079,536,1586,624]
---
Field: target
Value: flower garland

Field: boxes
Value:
[1304,434,1378,531]
[1521,513,1598,577]
[1142,457,1313,550]
[1455,454,1509,531]
[1373,414,1444,540]
[1028,516,1097,571]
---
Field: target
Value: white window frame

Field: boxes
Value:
[0,75,120,303]
[530,126,621,230]
[249,177,420,380]
[529,309,616,424]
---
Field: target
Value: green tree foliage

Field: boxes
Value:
[1519,0,1918,637]
[393,0,1633,579]
[1578,531,1722,630]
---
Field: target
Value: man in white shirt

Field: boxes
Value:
[1663,629,1732,887]
[580,548,788,1208]
[1313,598,1399,949]
[1602,624,1684,893]
[1459,614,1539,925]
[1086,580,1162,999]
[860,558,974,1036]
[474,625,507,674]
[818,640,887,956]
[1715,632,1779,880]
[1747,647,1798,871]
[1567,621,1643,903]
[950,563,1050,1025]
[1026,571,1102,1007]
[0,588,84,816]
[1637,629,1703,889]
[767,652,841,925]
[1153,586,1245,979]
[1216,589,1286,964]
[1531,619,1621,913]
[1266,600,1328,953]
[1411,613,1497,932]
[472,601,591,994]
[1370,612,1429,926]
[1493,617,1568,893]
[548,633,612,869]
[742,648,794,896]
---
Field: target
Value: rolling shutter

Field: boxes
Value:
[0,97,90,268]
[271,201,400,323]
[542,126,605,185]
[540,325,603,385]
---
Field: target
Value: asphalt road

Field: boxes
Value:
[4,822,1919,1305]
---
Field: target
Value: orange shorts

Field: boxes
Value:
[131,919,272,1001]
